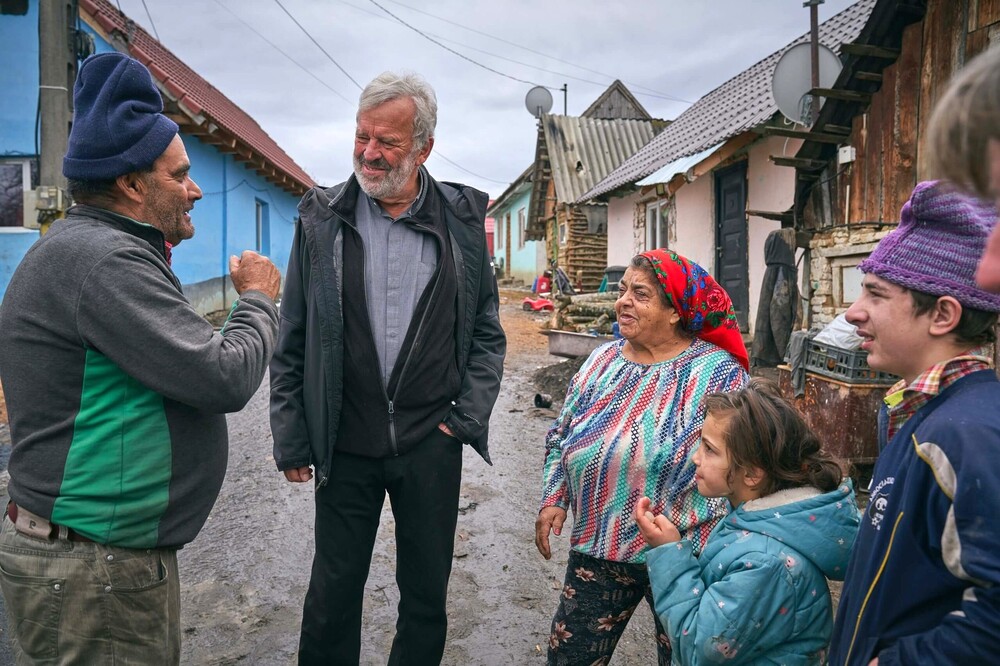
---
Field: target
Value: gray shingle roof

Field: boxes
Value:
[580,0,875,202]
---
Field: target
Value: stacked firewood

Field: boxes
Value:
[544,292,618,334]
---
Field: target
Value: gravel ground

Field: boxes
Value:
[175,291,659,664]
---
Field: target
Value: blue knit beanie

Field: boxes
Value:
[63,52,179,180]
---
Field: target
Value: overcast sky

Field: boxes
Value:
[110,0,858,198]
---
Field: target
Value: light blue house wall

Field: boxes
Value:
[490,185,542,285]
[0,3,38,156]
[0,5,304,314]
[0,229,40,303]
[177,135,300,312]
[0,2,42,304]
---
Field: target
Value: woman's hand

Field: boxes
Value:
[634,496,681,548]
[535,506,567,560]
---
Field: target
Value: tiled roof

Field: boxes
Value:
[541,115,659,205]
[580,0,875,201]
[79,0,315,194]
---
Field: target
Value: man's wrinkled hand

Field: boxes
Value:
[283,466,313,483]
[230,250,281,300]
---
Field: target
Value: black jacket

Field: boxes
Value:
[269,172,505,484]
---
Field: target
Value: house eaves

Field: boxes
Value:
[80,0,316,196]
[486,164,533,217]
[579,0,875,202]
[636,142,723,188]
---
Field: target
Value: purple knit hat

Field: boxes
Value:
[858,181,1000,312]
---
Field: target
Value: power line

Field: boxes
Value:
[422,28,691,104]
[140,0,509,188]
[217,2,505,185]
[138,0,160,41]
[431,152,510,185]
[376,0,693,104]
[213,0,355,106]
[273,0,362,90]
[366,0,549,89]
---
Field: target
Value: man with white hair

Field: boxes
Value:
[270,71,506,664]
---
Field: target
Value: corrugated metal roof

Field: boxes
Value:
[636,142,723,186]
[542,115,658,205]
[580,0,875,201]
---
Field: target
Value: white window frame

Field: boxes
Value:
[517,207,526,249]
[645,199,670,250]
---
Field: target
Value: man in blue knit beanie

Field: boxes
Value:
[829,181,1000,665]
[0,51,281,663]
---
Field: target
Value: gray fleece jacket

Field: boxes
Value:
[0,204,278,548]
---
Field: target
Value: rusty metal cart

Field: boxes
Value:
[776,341,897,490]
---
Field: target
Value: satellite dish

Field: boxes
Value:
[772,42,843,125]
[525,86,553,118]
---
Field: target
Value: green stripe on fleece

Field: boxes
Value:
[51,349,172,547]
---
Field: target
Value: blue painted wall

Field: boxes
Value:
[491,186,542,285]
[0,6,304,313]
[0,2,38,157]
[0,229,40,302]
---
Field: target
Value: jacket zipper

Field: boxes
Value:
[317,212,347,487]
[843,510,905,665]
[355,232,400,456]
[387,399,396,454]
[391,223,444,420]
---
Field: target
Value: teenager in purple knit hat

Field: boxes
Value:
[828,181,1000,666]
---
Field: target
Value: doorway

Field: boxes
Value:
[714,162,749,332]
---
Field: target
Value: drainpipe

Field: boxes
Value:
[220,158,228,311]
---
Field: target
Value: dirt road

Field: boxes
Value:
[178,291,659,665]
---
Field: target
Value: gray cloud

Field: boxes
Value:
[117,0,857,197]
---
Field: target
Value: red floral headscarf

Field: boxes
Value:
[638,248,749,371]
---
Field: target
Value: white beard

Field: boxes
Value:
[353,150,419,201]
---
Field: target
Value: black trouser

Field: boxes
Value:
[547,550,671,666]
[298,428,464,666]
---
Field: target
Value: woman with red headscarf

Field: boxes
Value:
[535,249,750,665]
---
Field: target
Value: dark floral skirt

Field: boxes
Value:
[547,550,671,666]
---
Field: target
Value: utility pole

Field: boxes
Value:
[804,0,824,126]
[37,0,76,233]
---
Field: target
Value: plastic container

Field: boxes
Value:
[604,265,627,287]
[804,340,898,385]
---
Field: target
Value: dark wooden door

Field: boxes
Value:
[715,162,749,332]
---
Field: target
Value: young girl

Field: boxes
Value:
[635,379,859,665]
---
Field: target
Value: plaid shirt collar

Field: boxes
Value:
[884,349,992,441]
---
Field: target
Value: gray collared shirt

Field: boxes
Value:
[353,169,438,387]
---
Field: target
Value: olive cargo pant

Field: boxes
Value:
[0,512,180,665]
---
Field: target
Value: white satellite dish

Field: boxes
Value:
[772,42,843,125]
[525,86,553,118]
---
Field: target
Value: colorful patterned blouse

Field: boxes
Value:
[540,338,749,564]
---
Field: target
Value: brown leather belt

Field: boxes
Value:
[7,501,95,543]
